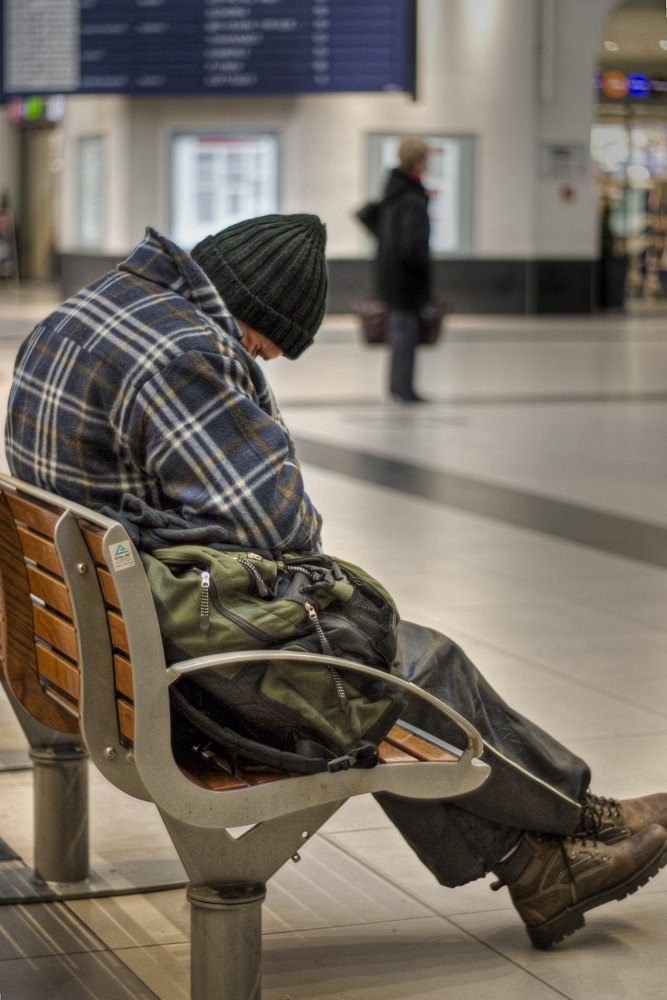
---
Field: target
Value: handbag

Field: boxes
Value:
[142,546,405,774]
[420,302,448,344]
[355,200,381,236]
[352,298,387,344]
[353,299,447,346]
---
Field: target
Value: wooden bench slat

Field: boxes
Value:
[176,749,291,791]
[114,653,134,699]
[120,699,283,791]
[27,564,73,617]
[16,526,62,575]
[176,755,251,791]
[0,491,78,734]
[80,523,106,566]
[107,608,129,654]
[378,740,416,763]
[97,566,121,610]
[116,698,135,746]
[32,604,79,662]
[6,492,60,537]
[386,726,457,763]
[36,644,80,702]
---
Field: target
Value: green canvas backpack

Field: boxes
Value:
[142,546,404,774]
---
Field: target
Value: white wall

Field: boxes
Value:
[0,107,19,211]
[534,0,618,258]
[60,95,131,255]
[55,0,618,262]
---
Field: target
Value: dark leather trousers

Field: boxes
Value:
[376,621,591,886]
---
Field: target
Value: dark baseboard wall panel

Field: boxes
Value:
[60,253,600,315]
[326,258,600,315]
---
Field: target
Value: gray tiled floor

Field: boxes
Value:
[2,286,667,998]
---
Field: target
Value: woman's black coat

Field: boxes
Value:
[375,168,431,310]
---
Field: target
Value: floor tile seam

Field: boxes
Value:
[55,914,165,999]
[320,821,395,836]
[60,896,175,960]
[91,948,164,1000]
[262,910,454,939]
[92,909,491,953]
[310,832,565,973]
[104,938,188,957]
[430,626,667,724]
[312,836,576,996]
[418,917,576,1000]
[315,830,460,923]
[294,436,667,570]
[0,942,114,963]
[0,900,116,962]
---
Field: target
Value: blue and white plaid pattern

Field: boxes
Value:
[5,227,322,553]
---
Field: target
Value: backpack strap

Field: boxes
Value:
[170,685,378,776]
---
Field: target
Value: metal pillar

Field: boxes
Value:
[188,882,266,1000]
[30,744,89,883]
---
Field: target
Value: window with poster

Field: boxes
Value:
[170,133,279,251]
[78,136,106,248]
[365,134,475,255]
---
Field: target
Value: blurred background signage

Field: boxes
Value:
[1,0,417,100]
[597,70,667,100]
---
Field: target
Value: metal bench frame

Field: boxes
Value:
[0,472,489,1000]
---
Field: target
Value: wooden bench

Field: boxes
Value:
[0,472,489,1000]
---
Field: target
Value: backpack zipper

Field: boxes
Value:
[276,563,349,713]
[199,570,211,632]
[204,572,276,642]
[234,555,270,597]
[161,556,275,640]
[304,601,350,714]
[165,557,350,711]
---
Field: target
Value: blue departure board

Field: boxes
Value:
[1,0,417,100]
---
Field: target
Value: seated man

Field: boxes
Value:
[5,213,667,950]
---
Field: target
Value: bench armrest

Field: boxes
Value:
[167,649,486,761]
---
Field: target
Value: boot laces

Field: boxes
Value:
[577,791,622,839]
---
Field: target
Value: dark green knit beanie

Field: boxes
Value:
[191,213,328,359]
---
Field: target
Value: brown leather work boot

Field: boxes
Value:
[491,824,667,949]
[576,791,667,843]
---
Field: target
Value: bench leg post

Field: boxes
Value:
[30,744,89,883]
[188,882,266,1000]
